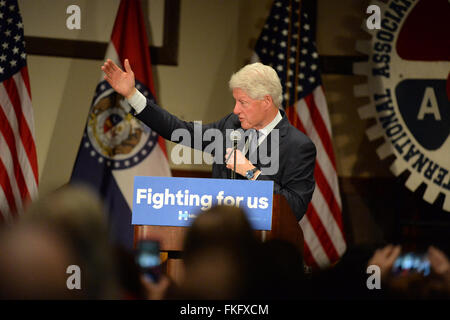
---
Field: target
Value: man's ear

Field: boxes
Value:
[263,95,273,110]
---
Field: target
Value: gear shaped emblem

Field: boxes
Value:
[353,0,450,212]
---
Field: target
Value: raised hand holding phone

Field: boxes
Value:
[135,239,162,283]
[428,246,450,276]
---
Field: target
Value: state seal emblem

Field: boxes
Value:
[82,80,158,170]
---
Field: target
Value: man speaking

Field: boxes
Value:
[101,60,316,221]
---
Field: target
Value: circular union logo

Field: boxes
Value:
[354,0,450,211]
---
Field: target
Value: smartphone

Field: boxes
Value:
[135,239,162,282]
[392,252,430,277]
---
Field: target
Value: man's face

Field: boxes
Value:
[232,88,265,130]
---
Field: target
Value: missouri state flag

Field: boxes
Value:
[71,0,171,249]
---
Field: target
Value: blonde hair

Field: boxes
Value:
[229,62,283,108]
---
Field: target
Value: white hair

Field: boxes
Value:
[228,62,283,108]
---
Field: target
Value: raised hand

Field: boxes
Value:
[368,244,401,280]
[101,59,136,98]
[428,246,450,276]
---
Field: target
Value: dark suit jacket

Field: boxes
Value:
[134,99,316,221]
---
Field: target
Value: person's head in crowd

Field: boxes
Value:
[182,205,259,262]
[23,184,120,299]
[175,205,260,299]
[0,223,80,299]
[175,246,247,299]
[252,239,305,299]
[304,243,383,299]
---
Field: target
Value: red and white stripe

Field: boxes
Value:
[289,86,346,268]
[0,66,38,222]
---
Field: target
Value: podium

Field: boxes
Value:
[134,194,304,283]
[257,194,304,256]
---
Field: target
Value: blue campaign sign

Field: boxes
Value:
[132,176,274,230]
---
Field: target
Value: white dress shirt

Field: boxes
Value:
[243,110,282,155]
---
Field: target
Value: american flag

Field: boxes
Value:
[0,0,38,223]
[253,0,346,268]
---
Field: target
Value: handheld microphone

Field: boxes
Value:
[229,130,242,179]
